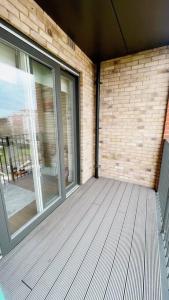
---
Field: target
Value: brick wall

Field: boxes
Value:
[100,47,169,188]
[0,0,95,184]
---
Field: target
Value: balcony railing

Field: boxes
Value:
[0,134,32,184]
[158,140,169,284]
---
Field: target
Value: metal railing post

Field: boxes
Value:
[6,136,15,182]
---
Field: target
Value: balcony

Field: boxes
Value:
[0,177,165,299]
[0,0,169,299]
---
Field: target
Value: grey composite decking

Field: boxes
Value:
[0,177,162,300]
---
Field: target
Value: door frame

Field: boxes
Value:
[0,23,80,255]
[61,70,80,194]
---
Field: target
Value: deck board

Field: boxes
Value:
[64,182,133,300]
[88,184,140,300]
[25,180,117,299]
[0,177,162,300]
[44,182,128,300]
[122,186,148,300]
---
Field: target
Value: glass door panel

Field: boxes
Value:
[61,74,76,190]
[30,59,60,208]
[0,41,38,235]
[0,41,61,238]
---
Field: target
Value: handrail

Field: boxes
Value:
[158,140,169,279]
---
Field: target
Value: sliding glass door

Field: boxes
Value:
[61,73,77,192]
[0,34,79,255]
[30,59,61,209]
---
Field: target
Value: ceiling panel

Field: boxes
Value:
[35,0,169,62]
[113,0,169,53]
[35,0,126,61]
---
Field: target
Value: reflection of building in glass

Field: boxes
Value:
[0,110,30,136]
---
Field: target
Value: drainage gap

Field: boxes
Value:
[21,280,32,291]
